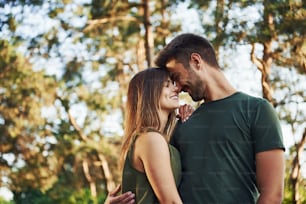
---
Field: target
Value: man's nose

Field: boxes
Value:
[174,82,182,92]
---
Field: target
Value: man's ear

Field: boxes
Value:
[190,53,202,70]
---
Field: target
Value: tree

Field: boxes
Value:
[0,0,181,202]
[2,0,304,202]
[0,39,57,193]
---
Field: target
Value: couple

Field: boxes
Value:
[106,33,285,204]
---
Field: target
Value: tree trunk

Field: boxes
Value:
[250,13,275,105]
[250,42,274,105]
[290,128,306,204]
[214,0,225,58]
[97,153,115,192]
[65,106,115,194]
[252,2,305,203]
[142,0,154,67]
[136,39,146,70]
[82,159,97,198]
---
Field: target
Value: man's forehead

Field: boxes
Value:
[165,59,178,68]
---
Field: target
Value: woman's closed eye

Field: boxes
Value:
[165,79,176,87]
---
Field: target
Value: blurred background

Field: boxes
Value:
[0,0,305,203]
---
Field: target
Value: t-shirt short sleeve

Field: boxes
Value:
[251,99,285,153]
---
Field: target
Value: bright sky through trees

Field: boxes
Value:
[0,0,305,202]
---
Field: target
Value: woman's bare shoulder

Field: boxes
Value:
[137,131,167,145]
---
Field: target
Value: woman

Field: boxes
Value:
[119,68,192,204]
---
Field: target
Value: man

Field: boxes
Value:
[106,33,285,204]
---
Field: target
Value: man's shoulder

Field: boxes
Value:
[235,91,268,104]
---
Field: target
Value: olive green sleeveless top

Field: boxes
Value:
[121,132,182,204]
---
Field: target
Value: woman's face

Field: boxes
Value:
[159,78,180,112]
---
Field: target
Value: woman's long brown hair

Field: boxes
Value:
[119,68,177,170]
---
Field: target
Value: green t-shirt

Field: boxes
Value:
[121,134,182,203]
[171,92,285,204]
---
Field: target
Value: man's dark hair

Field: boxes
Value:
[155,33,219,69]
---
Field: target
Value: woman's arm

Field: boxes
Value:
[104,185,135,204]
[135,132,182,204]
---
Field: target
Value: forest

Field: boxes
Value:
[0,0,305,203]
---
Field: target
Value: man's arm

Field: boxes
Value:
[256,149,285,204]
[104,185,135,204]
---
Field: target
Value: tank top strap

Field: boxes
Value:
[127,134,138,160]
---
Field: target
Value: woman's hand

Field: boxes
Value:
[104,185,135,204]
[177,104,194,122]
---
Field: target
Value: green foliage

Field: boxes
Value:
[2,0,180,202]
[283,168,306,204]
[0,197,14,204]
[12,188,106,204]
[14,189,52,204]
[0,0,305,203]
[0,39,59,193]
